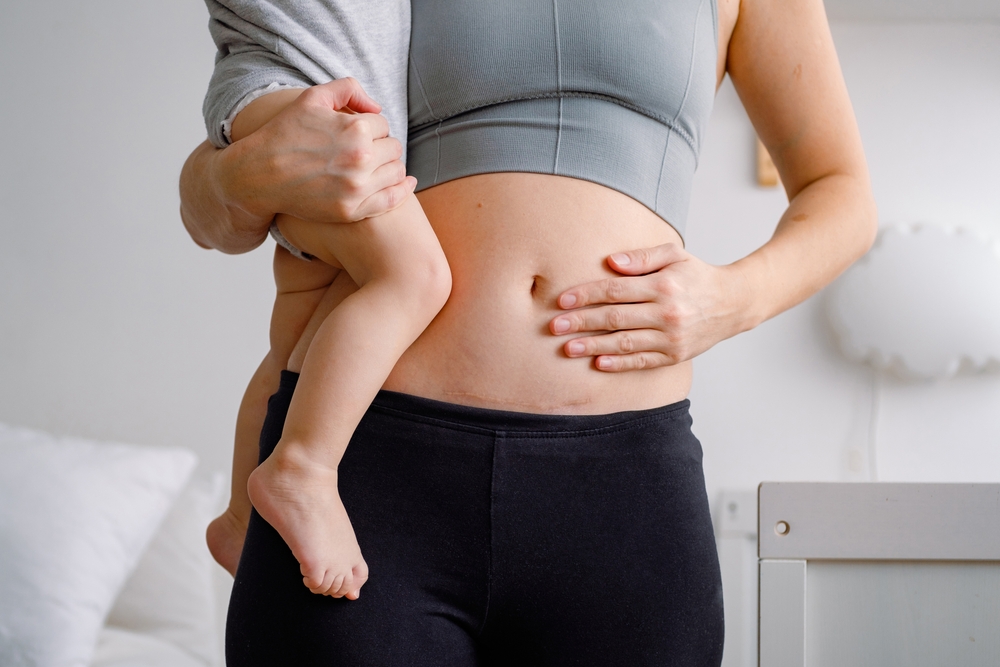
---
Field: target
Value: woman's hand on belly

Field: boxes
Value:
[550,243,756,372]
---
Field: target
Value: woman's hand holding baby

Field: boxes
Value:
[181,77,414,254]
[551,243,757,371]
[224,78,416,224]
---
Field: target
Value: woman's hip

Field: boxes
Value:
[229,373,722,665]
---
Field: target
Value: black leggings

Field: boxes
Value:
[227,371,724,666]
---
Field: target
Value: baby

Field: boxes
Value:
[200,0,446,600]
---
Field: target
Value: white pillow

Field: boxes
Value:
[107,474,225,666]
[0,424,196,667]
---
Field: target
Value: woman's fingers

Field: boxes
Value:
[561,328,670,359]
[360,140,407,190]
[309,77,382,114]
[606,242,687,276]
[350,112,391,141]
[556,244,686,309]
[557,275,660,309]
[550,303,662,336]
[594,351,674,372]
[354,175,417,220]
[563,327,679,371]
[371,135,404,164]
[258,93,403,222]
[551,245,747,372]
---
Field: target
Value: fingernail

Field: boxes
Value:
[611,253,631,266]
[567,341,585,355]
[553,318,570,334]
[597,357,613,369]
[560,293,577,308]
[353,590,361,599]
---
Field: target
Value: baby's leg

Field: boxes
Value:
[208,248,352,576]
[248,194,451,598]
[206,355,279,576]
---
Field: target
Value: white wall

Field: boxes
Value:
[0,0,274,473]
[687,22,1000,505]
[1,5,997,493]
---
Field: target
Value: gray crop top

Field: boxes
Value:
[407,0,719,237]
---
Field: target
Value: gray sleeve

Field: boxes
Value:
[201,0,410,154]
[202,0,325,148]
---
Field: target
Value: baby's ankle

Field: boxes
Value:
[223,504,251,528]
[268,439,339,477]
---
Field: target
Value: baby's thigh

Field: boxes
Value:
[275,196,438,286]
[274,214,353,270]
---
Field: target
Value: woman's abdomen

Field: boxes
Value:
[383,173,691,414]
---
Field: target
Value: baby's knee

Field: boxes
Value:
[385,248,452,316]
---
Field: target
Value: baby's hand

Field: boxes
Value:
[247,448,368,598]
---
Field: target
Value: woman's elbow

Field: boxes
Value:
[852,187,879,261]
[180,204,213,249]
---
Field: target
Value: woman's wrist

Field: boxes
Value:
[720,259,767,336]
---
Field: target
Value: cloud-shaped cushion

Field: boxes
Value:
[826,224,1000,379]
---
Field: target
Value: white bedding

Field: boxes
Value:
[0,422,230,667]
[106,474,227,666]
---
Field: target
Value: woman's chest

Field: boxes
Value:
[408,0,719,134]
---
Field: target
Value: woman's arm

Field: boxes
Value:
[179,78,417,254]
[550,0,877,371]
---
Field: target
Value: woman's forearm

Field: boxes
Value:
[179,139,274,254]
[728,171,878,333]
[178,88,309,254]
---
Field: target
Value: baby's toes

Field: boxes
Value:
[325,573,347,597]
[301,564,327,592]
[351,562,369,592]
[331,573,358,598]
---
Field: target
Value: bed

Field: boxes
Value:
[0,422,231,667]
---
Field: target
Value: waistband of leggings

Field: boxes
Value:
[277,370,690,435]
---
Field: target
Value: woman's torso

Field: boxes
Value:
[382,0,736,414]
[382,174,688,414]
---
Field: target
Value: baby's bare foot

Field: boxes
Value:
[247,445,368,598]
[206,507,248,577]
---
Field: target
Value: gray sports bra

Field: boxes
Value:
[407,0,718,238]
